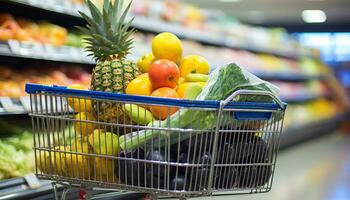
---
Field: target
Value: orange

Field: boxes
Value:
[126,76,152,96]
[150,87,180,120]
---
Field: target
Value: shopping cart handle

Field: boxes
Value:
[223,90,285,109]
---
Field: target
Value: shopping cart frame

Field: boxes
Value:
[26,83,287,199]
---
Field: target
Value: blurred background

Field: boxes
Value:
[0,0,349,199]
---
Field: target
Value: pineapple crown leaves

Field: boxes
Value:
[78,0,136,61]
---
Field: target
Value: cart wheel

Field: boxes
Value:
[144,194,158,200]
[79,188,87,200]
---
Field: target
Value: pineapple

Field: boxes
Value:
[79,0,140,123]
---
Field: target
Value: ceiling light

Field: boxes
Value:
[220,0,241,2]
[302,10,327,23]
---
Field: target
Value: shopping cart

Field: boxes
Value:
[25,83,286,200]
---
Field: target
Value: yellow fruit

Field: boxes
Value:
[137,53,155,73]
[179,55,210,77]
[88,129,119,156]
[63,142,93,179]
[126,76,152,96]
[74,112,96,138]
[67,84,92,112]
[176,82,191,98]
[88,129,119,182]
[152,32,183,63]
[178,77,185,85]
[139,73,149,78]
[37,150,51,173]
[53,146,69,176]
[92,157,116,182]
[197,82,207,87]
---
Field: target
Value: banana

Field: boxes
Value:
[123,104,154,125]
[185,73,209,82]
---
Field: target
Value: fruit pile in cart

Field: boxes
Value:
[33,0,285,197]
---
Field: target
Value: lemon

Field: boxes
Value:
[152,32,183,63]
[137,53,155,73]
[67,84,92,112]
[126,76,152,96]
[88,129,119,182]
[64,142,92,179]
[179,55,210,77]
[74,112,96,138]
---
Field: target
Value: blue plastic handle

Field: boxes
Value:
[25,83,286,110]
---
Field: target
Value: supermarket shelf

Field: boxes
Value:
[255,72,327,82]
[280,113,347,149]
[281,93,325,103]
[132,16,314,60]
[0,96,31,115]
[2,0,85,18]
[0,96,73,116]
[1,0,316,60]
[0,40,95,65]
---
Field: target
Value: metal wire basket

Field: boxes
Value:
[25,83,286,199]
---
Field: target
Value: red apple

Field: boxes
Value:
[148,59,180,89]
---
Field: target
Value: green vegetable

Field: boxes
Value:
[0,131,34,180]
[119,63,279,151]
[123,104,154,125]
[184,83,203,100]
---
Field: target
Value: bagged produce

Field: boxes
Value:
[119,63,279,151]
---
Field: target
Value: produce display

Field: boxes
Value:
[129,0,305,54]
[283,99,338,129]
[0,13,67,46]
[0,65,90,98]
[0,121,34,180]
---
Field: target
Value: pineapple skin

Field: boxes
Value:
[91,59,140,93]
[91,59,141,124]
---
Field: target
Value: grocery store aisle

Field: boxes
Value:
[207,132,350,200]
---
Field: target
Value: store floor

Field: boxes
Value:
[206,132,350,200]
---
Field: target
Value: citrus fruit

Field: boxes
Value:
[74,112,96,138]
[67,84,92,112]
[152,32,183,63]
[179,55,210,77]
[137,53,155,73]
[126,76,152,96]
[150,87,180,120]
